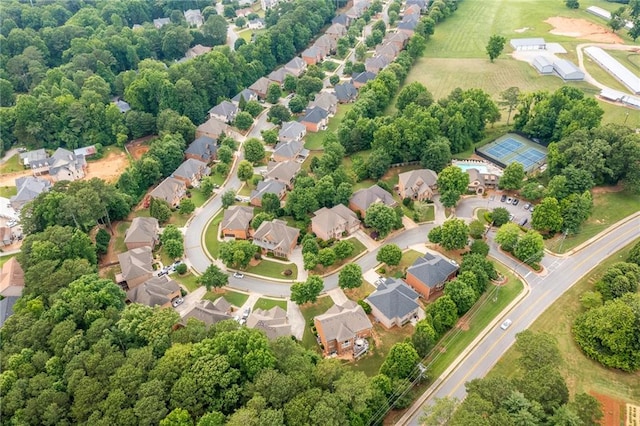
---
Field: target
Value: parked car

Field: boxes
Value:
[233,272,244,279]
[170,261,182,272]
[242,308,251,319]
[171,297,184,308]
[6,219,17,227]
[512,198,519,206]
[519,218,528,226]
[500,194,507,202]
[506,197,513,204]
[500,319,512,330]
[523,203,531,210]
[530,206,535,213]
[509,214,515,222]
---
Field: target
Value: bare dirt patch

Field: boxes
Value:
[591,392,624,426]
[0,170,36,188]
[545,17,623,44]
[126,135,155,161]
[85,151,129,183]
[456,318,470,331]
[590,184,625,194]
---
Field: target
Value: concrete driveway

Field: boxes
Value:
[287,300,305,340]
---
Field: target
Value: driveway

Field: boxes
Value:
[327,288,348,305]
[287,300,305,340]
[456,193,532,227]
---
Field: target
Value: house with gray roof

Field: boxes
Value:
[209,100,239,123]
[325,23,347,40]
[180,299,234,327]
[349,184,397,218]
[397,169,438,202]
[249,77,276,99]
[265,160,301,189]
[405,252,459,299]
[248,18,265,29]
[116,246,154,289]
[351,71,377,88]
[397,17,419,35]
[334,83,358,103]
[184,44,211,59]
[186,135,218,163]
[314,300,373,356]
[302,46,323,65]
[332,13,351,27]
[365,278,420,328]
[466,168,499,195]
[311,204,360,241]
[247,306,292,339]
[231,88,258,106]
[114,99,131,113]
[299,106,329,132]
[196,118,229,141]
[284,57,307,77]
[0,296,18,327]
[222,205,254,239]
[24,148,86,181]
[148,177,187,207]
[272,140,309,163]
[250,180,286,207]
[184,9,204,27]
[309,92,338,116]
[19,149,47,167]
[261,0,280,10]
[153,17,171,29]
[268,67,294,86]
[383,31,410,51]
[126,275,181,308]
[124,217,159,250]
[171,158,211,187]
[278,121,307,143]
[314,34,337,57]
[406,0,428,11]
[375,42,400,62]
[10,176,51,210]
[253,219,300,258]
[403,3,422,15]
[365,55,390,74]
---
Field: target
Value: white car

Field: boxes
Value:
[500,319,513,330]
[6,219,18,227]
[171,297,184,308]
[233,272,244,279]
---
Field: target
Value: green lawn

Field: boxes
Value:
[204,210,224,259]
[321,60,339,72]
[0,254,16,267]
[488,239,640,403]
[173,272,201,292]
[300,296,335,351]
[607,50,640,72]
[402,202,435,223]
[545,189,640,253]
[476,208,490,224]
[203,289,249,308]
[0,186,17,198]
[312,238,368,274]
[351,323,415,376]
[304,104,354,150]
[245,258,298,280]
[394,249,423,275]
[114,221,131,253]
[0,154,23,174]
[190,188,208,208]
[253,297,288,311]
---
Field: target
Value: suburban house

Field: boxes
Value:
[405,252,459,299]
[231,88,258,106]
[249,77,276,99]
[365,278,420,328]
[314,35,337,56]
[0,297,18,327]
[272,140,309,163]
[209,100,239,123]
[153,17,171,29]
[403,4,422,15]
[185,136,218,163]
[171,158,211,187]
[148,177,187,208]
[261,0,280,10]
[375,42,400,62]
[126,276,181,308]
[301,46,323,65]
[248,18,266,30]
[349,184,397,218]
[265,160,301,189]
[406,0,429,12]
[325,23,347,40]
[309,92,338,116]
[124,217,159,250]
[351,71,377,88]
[116,247,154,289]
[0,227,11,246]
[383,31,410,51]
[19,149,47,168]
[246,306,292,339]
[365,55,390,74]
[250,180,286,207]
[253,219,300,258]
[334,82,358,103]
[397,169,438,201]
[184,44,211,60]
[0,257,25,297]
[10,176,51,210]
[25,148,87,182]
[236,7,252,17]
[196,118,229,141]
[332,13,351,27]
[278,121,307,143]
[397,17,418,35]
[221,205,254,239]
[299,106,329,132]
[311,204,361,240]
[114,99,131,113]
[284,57,307,77]
[268,67,295,86]
[180,298,233,326]
[466,168,499,195]
[184,9,204,27]
[314,300,373,357]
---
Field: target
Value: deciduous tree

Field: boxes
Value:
[365,203,398,237]
[219,240,258,269]
[237,160,254,183]
[338,263,363,289]
[437,166,469,208]
[495,223,520,252]
[197,265,229,291]
[531,197,563,234]
[221,191,235,208]
[376,244,402,266]
[437,219,469,251]
[234,111,254,131]
[444,279,477,315]
[499,162,525,190]
[290,275,324,305]
[243,138,265,164]
[486,34,506,62]
[379,342,420,379]
[514,230,544,265]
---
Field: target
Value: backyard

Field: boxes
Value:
[299,295,335,351]
[173,272,200,293]
[304,103,354,150]
[0,154,23,174]
[377,249,423,279]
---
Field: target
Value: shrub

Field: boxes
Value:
[358,299,372,314]
[176,263,188,274]
[283,269,293,276]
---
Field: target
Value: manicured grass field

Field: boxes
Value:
[488,239,640,403]
[189,188,208,208]
[304,104,354,150]
[351,323,415,376]
[0,186,17,198]
[245,258,298,280]
[203,289,249,308]
[545,189,640,253]
[173,272,200,293]
[204,210,224,259]
[300,295,335,351]
[582,55,630,94]
[0,155,23,174]
[253,297,288,311]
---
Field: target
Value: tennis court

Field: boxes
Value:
[476,134,547,172]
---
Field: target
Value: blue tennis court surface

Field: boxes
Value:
[476,134,548,172]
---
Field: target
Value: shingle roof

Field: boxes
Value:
[124,217,159,247]
[334,83,358,102]
[118,247,153,282]
[251,180,286,204]
[149,177,185,204]
[0,296,18,327]
[279,121,306,140]
[0,257,24,297]
[265,160,301,183]
[273,140,304,159]
[309,92,338,112]
[246,306,291,339]
[181,299,233,326]
[126,276,180,307]
[11,176,51,209]
[172,158,208,181]
[349,184,396,212]
[302,46,321,58]
[232,88,257,104]
[366,278,419,321]
[365,55,390,72]
[398,169,438,198]
[284,57,306,74]
[250,77,275,95]
[253,219,299,253]
[315,300,372,342]
[311,205,360,236]
[208,100,238,118]
[351,71,377,84]
[221,206,254,231]
[300,106,329,124]
[407,252,459,289]
[332,14,349,26]
[186,135,218,159]
[196,118,228,140]
[268,67,294,84]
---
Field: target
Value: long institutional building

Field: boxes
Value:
[584,46,640,95]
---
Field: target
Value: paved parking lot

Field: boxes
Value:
[457,193,534,227]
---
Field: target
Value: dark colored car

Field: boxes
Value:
[500,194,507,202]
[512,198,519,206]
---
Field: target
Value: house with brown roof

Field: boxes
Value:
[314,34,337,56]
[221,206,254,239]
[383,31,410,51]
[405,252,459,299]
[246,306,292,339]
[126,276,181,308]
[149,177,187,208]
[325,23,347,40]
[249,77,276,99]
[365,277,420,328]
[0,257,24,297]
[272,140,309,163]
[180,298,234,326]
[299,106,329,132]
[171,158,211,187]
[397,169,438,201]
[124,217,159,250]
[365,55,390,74]
[301,46,323,65]
[403,4,422,16]
[231,89,258,106]
[265,160,301,190]
[309,92,338,116]
[314,300,373,356]
[253,219,300,258]
[250,180,286,207]
[184,9,204,27]
[375,42,400,62]
[466,168,499,195]
[186,136,218,163]
[268,67,295,86]
[196,118,229,141]
[185,44,211,59]
[349,184,397,218]
[284,57,307,77]
[311,205,360,241]
[116,247,154,289]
